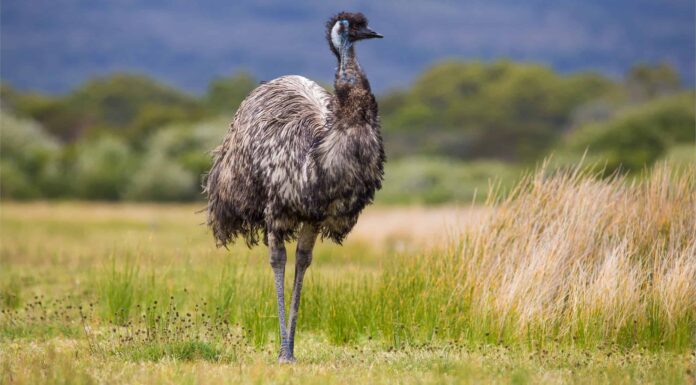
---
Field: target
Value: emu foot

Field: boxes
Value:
[278,348,296,364]
[278,354,296,364]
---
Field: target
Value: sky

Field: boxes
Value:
[1,0,694,94]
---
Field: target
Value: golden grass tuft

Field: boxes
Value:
[454,162,696,346]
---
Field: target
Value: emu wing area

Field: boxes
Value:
[204,76,332,247]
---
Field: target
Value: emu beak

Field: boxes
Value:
[357,26,383,40]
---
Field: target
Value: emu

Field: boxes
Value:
[204,12,384,363]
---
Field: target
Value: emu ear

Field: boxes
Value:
[330,20,345,50]
[326,11,354,56]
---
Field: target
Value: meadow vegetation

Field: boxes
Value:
[1,163,694,384]
[1,61,693,202]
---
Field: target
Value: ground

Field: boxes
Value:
[0,202,693,385]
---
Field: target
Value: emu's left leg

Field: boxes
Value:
[283,223,317,362]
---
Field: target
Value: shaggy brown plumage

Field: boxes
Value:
[204,12,385,248]
[204,12,384,363]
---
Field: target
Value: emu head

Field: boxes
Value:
[326,12,383,58]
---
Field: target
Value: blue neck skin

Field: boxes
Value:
[338,31,357,85]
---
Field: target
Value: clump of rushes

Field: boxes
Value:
[101,261,138,326]
[0,295,90,339]
[0,277,22,309]
[102,293,251,362]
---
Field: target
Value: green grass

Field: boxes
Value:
[1,336,692,385]
[1,165,694,385]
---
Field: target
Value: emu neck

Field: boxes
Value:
[315,43,382,182]
[333,45,374,125]
[337,45,360,86]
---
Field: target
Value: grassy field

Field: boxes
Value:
[1,165,695,384]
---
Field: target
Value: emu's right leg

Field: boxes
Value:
[268,233,290,363]
[285,223,318,362]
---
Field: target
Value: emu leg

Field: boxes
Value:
[285,224,318,361]
[268,234,291,363]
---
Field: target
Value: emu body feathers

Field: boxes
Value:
[205,11,384,363]
[205,75,384,247]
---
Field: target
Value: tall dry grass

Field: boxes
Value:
[452,163,695,347]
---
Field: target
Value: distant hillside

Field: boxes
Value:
[1,0,694,93]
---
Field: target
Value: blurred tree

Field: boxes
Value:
[0,112,62,199]
[4,74,204,143]
[625,63,681,101]
[8,92,85,142]
[0,83,22,111]
[0,161,40,199]
[124,153,197,201]
[377,157,520,204]
[1,62,689,202]
[69,73,204,141]
[123,117,229,201]
[205,72,257,113]
[564,92,695,172]
[128,103,197,145]
[73,136,135,200]
[380,60,616,161]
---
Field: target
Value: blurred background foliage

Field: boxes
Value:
[1,61,693,203]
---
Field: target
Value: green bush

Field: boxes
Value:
[381,60,615,160]
[1,63,689,202]
[123,117,229,201]
[1,112,59,166]
[376,157,520,205]
[73,136,135,200]
[564,92,695,172]
[146,117,228,176]
[205,72,257,113]
[0,112,61,199]
[5,74,205,143]
[660,144,696,169]
[124,154,197,201]
[0,160,41,199]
